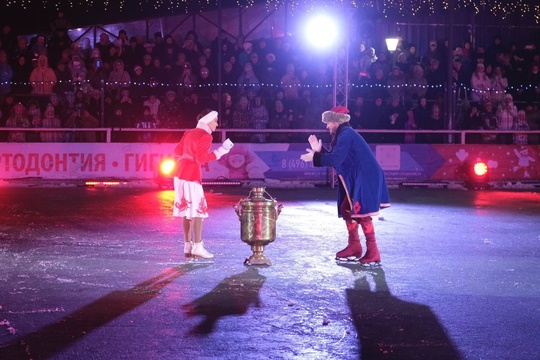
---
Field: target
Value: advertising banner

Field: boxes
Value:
[1,143,539,182]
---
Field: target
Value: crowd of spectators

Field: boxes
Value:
[0,12,539,145]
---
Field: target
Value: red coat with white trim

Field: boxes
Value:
[173,128,217,183]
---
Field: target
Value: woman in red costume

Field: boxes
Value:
[173,109,234,260]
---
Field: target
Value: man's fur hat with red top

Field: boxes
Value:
[322,106,350,124]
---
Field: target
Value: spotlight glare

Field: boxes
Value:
[304,14,338,50]
[160,159,176,176]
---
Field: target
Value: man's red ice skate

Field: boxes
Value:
[359,217,381,268]
[335,220,363,263]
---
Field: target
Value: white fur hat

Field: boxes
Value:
[322,106,351,124]
[198,110,218,124]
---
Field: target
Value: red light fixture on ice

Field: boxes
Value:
[155,158,176,189]
[473,162,488,177]
[159,159,176,177]
[466,159,490,189]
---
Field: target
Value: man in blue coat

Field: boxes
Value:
[301,106,390,267]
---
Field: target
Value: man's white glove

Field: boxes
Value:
[308,135,322,152]
[300,149,315,162]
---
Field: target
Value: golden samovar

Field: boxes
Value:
[233,187,283,265]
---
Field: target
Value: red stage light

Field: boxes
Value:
[466,160,490,189]
[155,158,176,189]
[473,162,488,177]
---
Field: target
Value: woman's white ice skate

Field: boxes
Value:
[189,242,214,263]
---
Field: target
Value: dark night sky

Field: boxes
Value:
[1,0,231,34]
[2,0,540,35]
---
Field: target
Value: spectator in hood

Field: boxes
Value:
[107,59,130,100]
[29,54,57,95]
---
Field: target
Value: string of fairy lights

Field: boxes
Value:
[1,79,538,94]
[1,0,539,22]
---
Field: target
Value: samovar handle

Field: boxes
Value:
[233,199,242,220]
[277,203,284,217]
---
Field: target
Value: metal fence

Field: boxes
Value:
[2,127,540,145]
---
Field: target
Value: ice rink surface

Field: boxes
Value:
[1,185,539,359]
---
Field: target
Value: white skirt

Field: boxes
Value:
[173,178,209,219]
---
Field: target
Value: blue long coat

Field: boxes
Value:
[313,123,390,218]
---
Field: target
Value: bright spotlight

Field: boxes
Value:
[304,14,339,50]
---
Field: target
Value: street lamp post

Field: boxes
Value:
[385,37,399,67]
[385,37,399,53]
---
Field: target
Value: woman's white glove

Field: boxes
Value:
[308,135,322,152]
[222,138,234,150]
[213,138,234,159]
